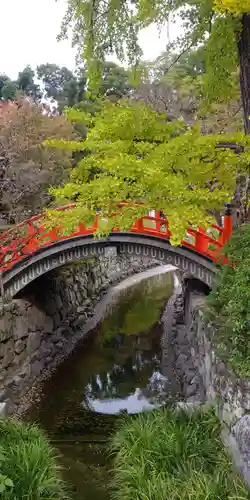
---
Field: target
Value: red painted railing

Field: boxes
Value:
[0,205,233,273]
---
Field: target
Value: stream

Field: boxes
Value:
[24,267,182,499]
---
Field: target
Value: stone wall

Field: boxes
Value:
[161,277,250,424]
[161,282,250,489]
[186,292,250,426]
[0,252,158,416]
[160,277,205,404]
[182,288,250,489]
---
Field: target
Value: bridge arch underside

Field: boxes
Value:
[3,234,216,297]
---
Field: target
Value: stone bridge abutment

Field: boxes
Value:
[0,251,160,416]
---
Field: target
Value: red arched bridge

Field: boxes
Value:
[0,205,233,297]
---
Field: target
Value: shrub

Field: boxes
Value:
[109,407,248,500]
[0,99,75,223]
[205,223,250,376]
[0,419,69,499]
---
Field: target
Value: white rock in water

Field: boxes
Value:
[0,402,7,418]
[147,372,168,390]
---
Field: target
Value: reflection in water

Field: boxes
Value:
[77,273,178,415]
[85,387,162,414]
[25,269,181,500]
[84,371,170,414]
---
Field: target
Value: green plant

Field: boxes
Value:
[45,100,250,244]
[0,419,69,499]
[205,223,250,377]
[59,1,250,134]
[109,406,248,500]
[0,449,13,495]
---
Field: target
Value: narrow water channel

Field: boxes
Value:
[25,269,182,499]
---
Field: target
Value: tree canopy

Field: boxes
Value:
[133,49,242,134]
[59,0,250,131]
[0,61,133,114]
[213,1,250,15]
[0,67,42,102]
[46,100,250,243]
[0,100,75,223]
[1,2,249,234]
[45,0,250,235]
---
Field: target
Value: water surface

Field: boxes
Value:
[25,269,182,499]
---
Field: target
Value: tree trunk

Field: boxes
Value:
[237,15,250,222]
[238,14,250,135]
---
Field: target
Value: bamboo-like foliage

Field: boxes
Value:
[109,407,248,500]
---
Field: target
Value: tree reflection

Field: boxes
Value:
[83,340,162,402]
[82,273,175,408]
[98,272,174,345]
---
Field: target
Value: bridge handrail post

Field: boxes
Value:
[155,211,162,232]
[133,217,144,232]
[223,204,233,244]
[195,226,208,254]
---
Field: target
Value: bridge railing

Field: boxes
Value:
[0,204,233,272]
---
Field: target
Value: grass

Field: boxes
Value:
[109,406,249,500]
[0,419,69,499]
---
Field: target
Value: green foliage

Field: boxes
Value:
[0,75,18,101]
[58,1,143,93]
[109,406,248,500]
[0,419,69,499]
[0,450,13,495]
[58,0,237,99]
[58,0,249,136]
[97,61,132,100]
[205,224,250,377]
[17,66,42,100]
[0,67,42,102]
[47,100,249,243]
[0,60,132,113]
[204,17,240,105]
[37,63,82,109]
[213,0,250,15]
